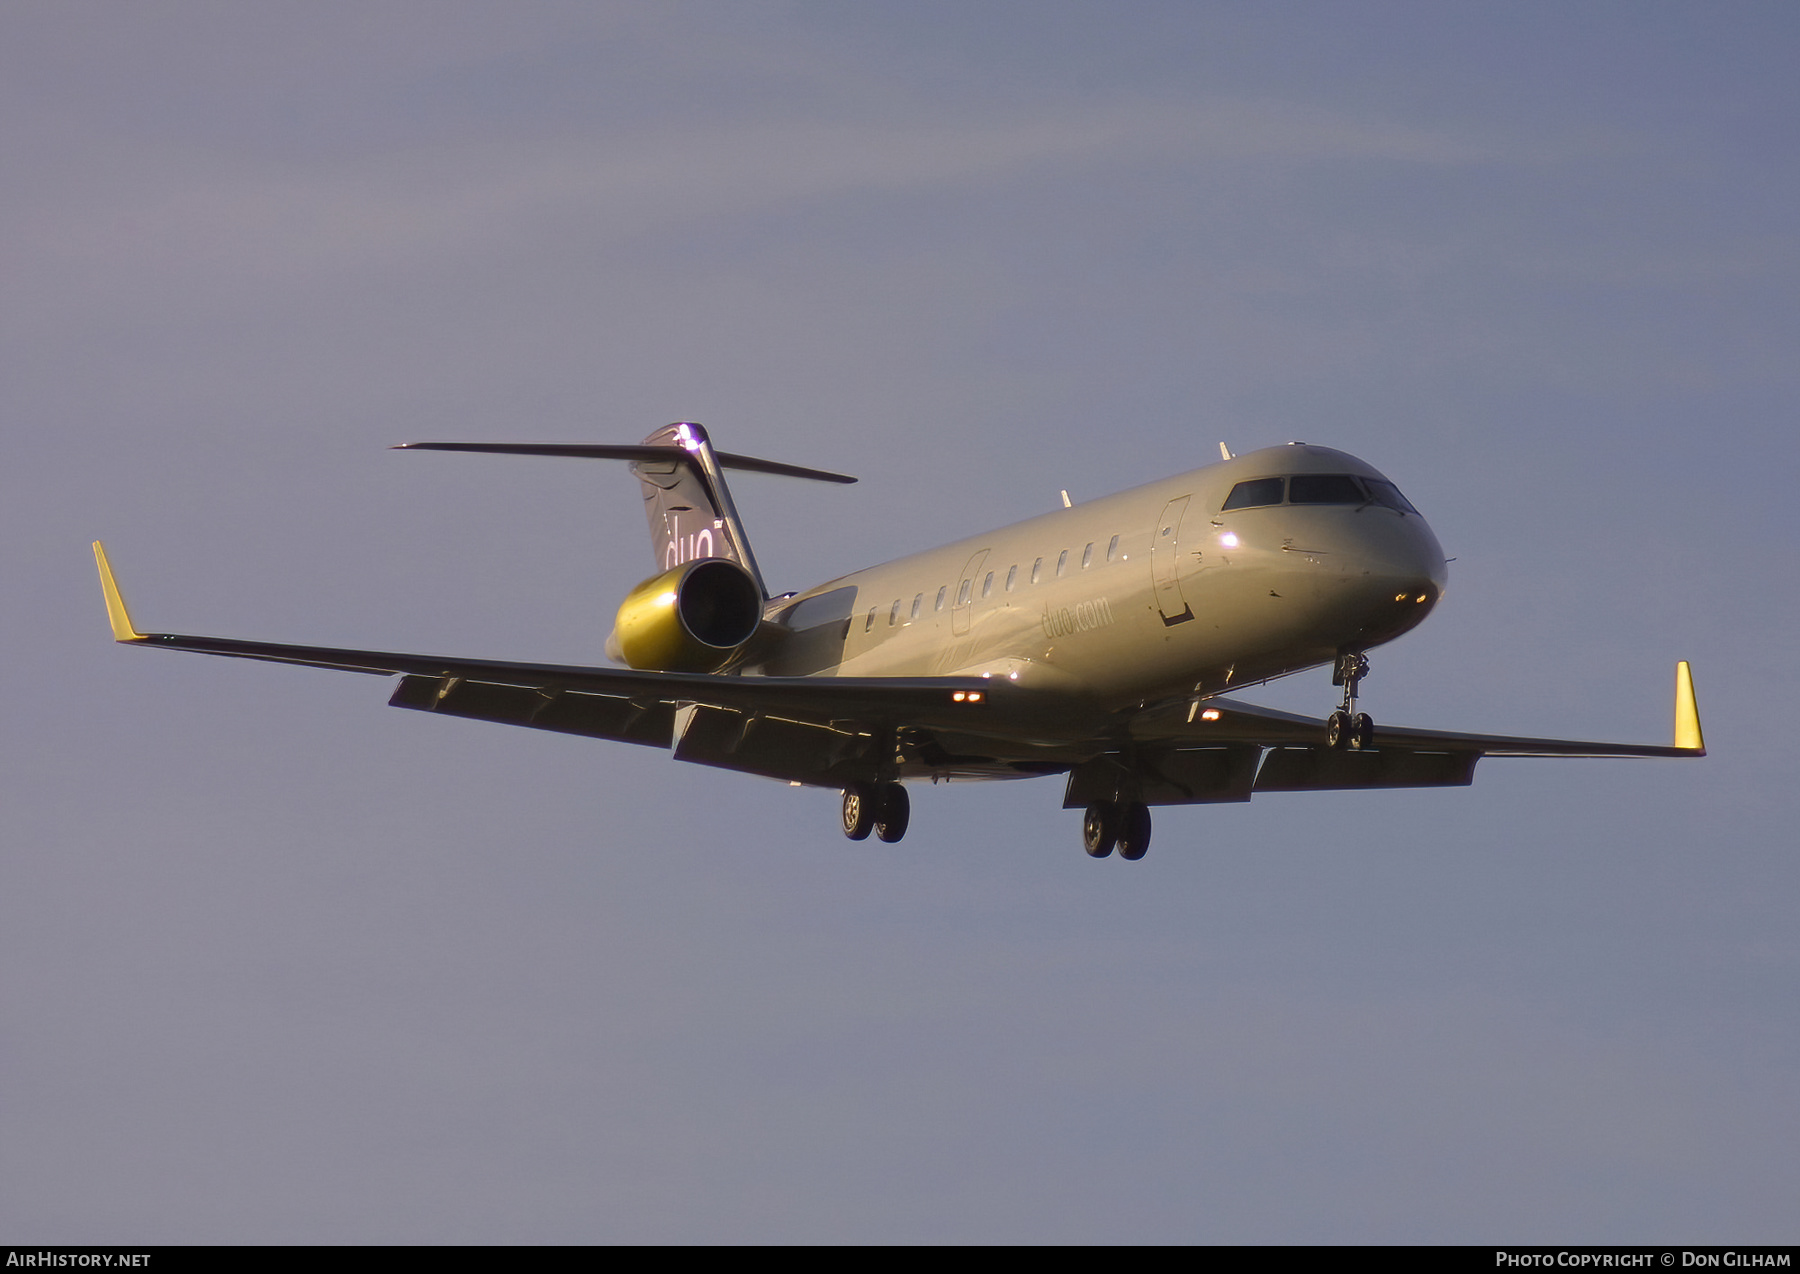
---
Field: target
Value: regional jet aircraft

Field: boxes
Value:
[93,423,1704,859]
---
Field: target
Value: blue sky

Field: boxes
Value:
[4,1,1796,1242]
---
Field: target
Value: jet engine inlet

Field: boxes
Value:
[610,558,762,672]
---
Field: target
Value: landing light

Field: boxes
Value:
[1415,593,1428,603]
[952,690,984,704]
[1200,708,1221,722]
[1219,533,1239,548]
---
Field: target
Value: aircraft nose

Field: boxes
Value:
[1346,514,1449,640]
[1381,526,1448,593]
[1360,509,1447,584]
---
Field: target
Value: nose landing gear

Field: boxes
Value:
[1327,652,1375,751]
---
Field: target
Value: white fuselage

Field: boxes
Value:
[750,445,1448,714]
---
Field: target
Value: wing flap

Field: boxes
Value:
[1253,747,1479,791]
[389,676,676,748]
[391,677,889,785]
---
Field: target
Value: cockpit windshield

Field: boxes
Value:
[1220,474,1421,514]
[1220,477,1285,510]
[1287,475,1365,504]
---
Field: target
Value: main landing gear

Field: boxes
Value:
[1326,651,1375,751]
[1082,800,1152,861]
[841,782,910,843]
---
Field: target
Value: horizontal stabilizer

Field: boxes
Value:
[393,441,856,484]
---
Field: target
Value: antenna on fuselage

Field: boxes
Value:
[1219,442,1233,461]
[1060,490,1072,508]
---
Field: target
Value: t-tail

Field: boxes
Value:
[393,422,854,597]
[392,424,856,671]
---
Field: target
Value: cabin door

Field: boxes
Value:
[1151,496,1194,626]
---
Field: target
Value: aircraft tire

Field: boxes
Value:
[1117,803,1152,860]
[841,783,876,840]
[1353,712,1374,750]
[874,783,910,843]
[1326,710,1349,750]
[1082,802,1119,858]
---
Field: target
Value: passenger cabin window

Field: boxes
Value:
[1056,550,1069,577]
[889,599,901,626]
[935,585,948,611]
[1288,474,1365,505]
[1081,542,1094,568]
[1106,534,1120,562]
[1221,477,1285,510]
[1031,557,1043,584]
[981,571,995,598]
[957,579,972,605]
[911,593,923,619]
[1005,564,1017,591]
[864,606,876,632]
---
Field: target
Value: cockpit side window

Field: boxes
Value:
[1363,478,1420,514]
[1288,474,1366,505]
[1221,477,1284,510]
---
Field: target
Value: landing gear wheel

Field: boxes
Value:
[841,783,876,841]
[873,783,910,843]
[1353,712,1374,751]
[1082,802,1119,858]
[1117,803,1152,861]
[1326,710,1350,751]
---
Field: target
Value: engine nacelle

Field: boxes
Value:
[607,558,763,672]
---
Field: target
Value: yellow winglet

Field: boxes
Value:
[1674,660,1705,754]
[92,541,146,642]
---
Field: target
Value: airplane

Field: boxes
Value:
[92,422,1704,860]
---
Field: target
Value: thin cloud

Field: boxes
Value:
[11,96,1502,300]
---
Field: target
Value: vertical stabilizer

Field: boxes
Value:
[632,423,768,597]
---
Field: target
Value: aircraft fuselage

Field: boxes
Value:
[754,444,1447,726]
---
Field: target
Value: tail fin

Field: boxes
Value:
[393,423,855,599]
[632,422,763,590]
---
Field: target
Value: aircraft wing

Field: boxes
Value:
[1072,671,1706,805]
[1155,680,1705,759]
[93,543,1025,752]
[110,629,1016,725]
